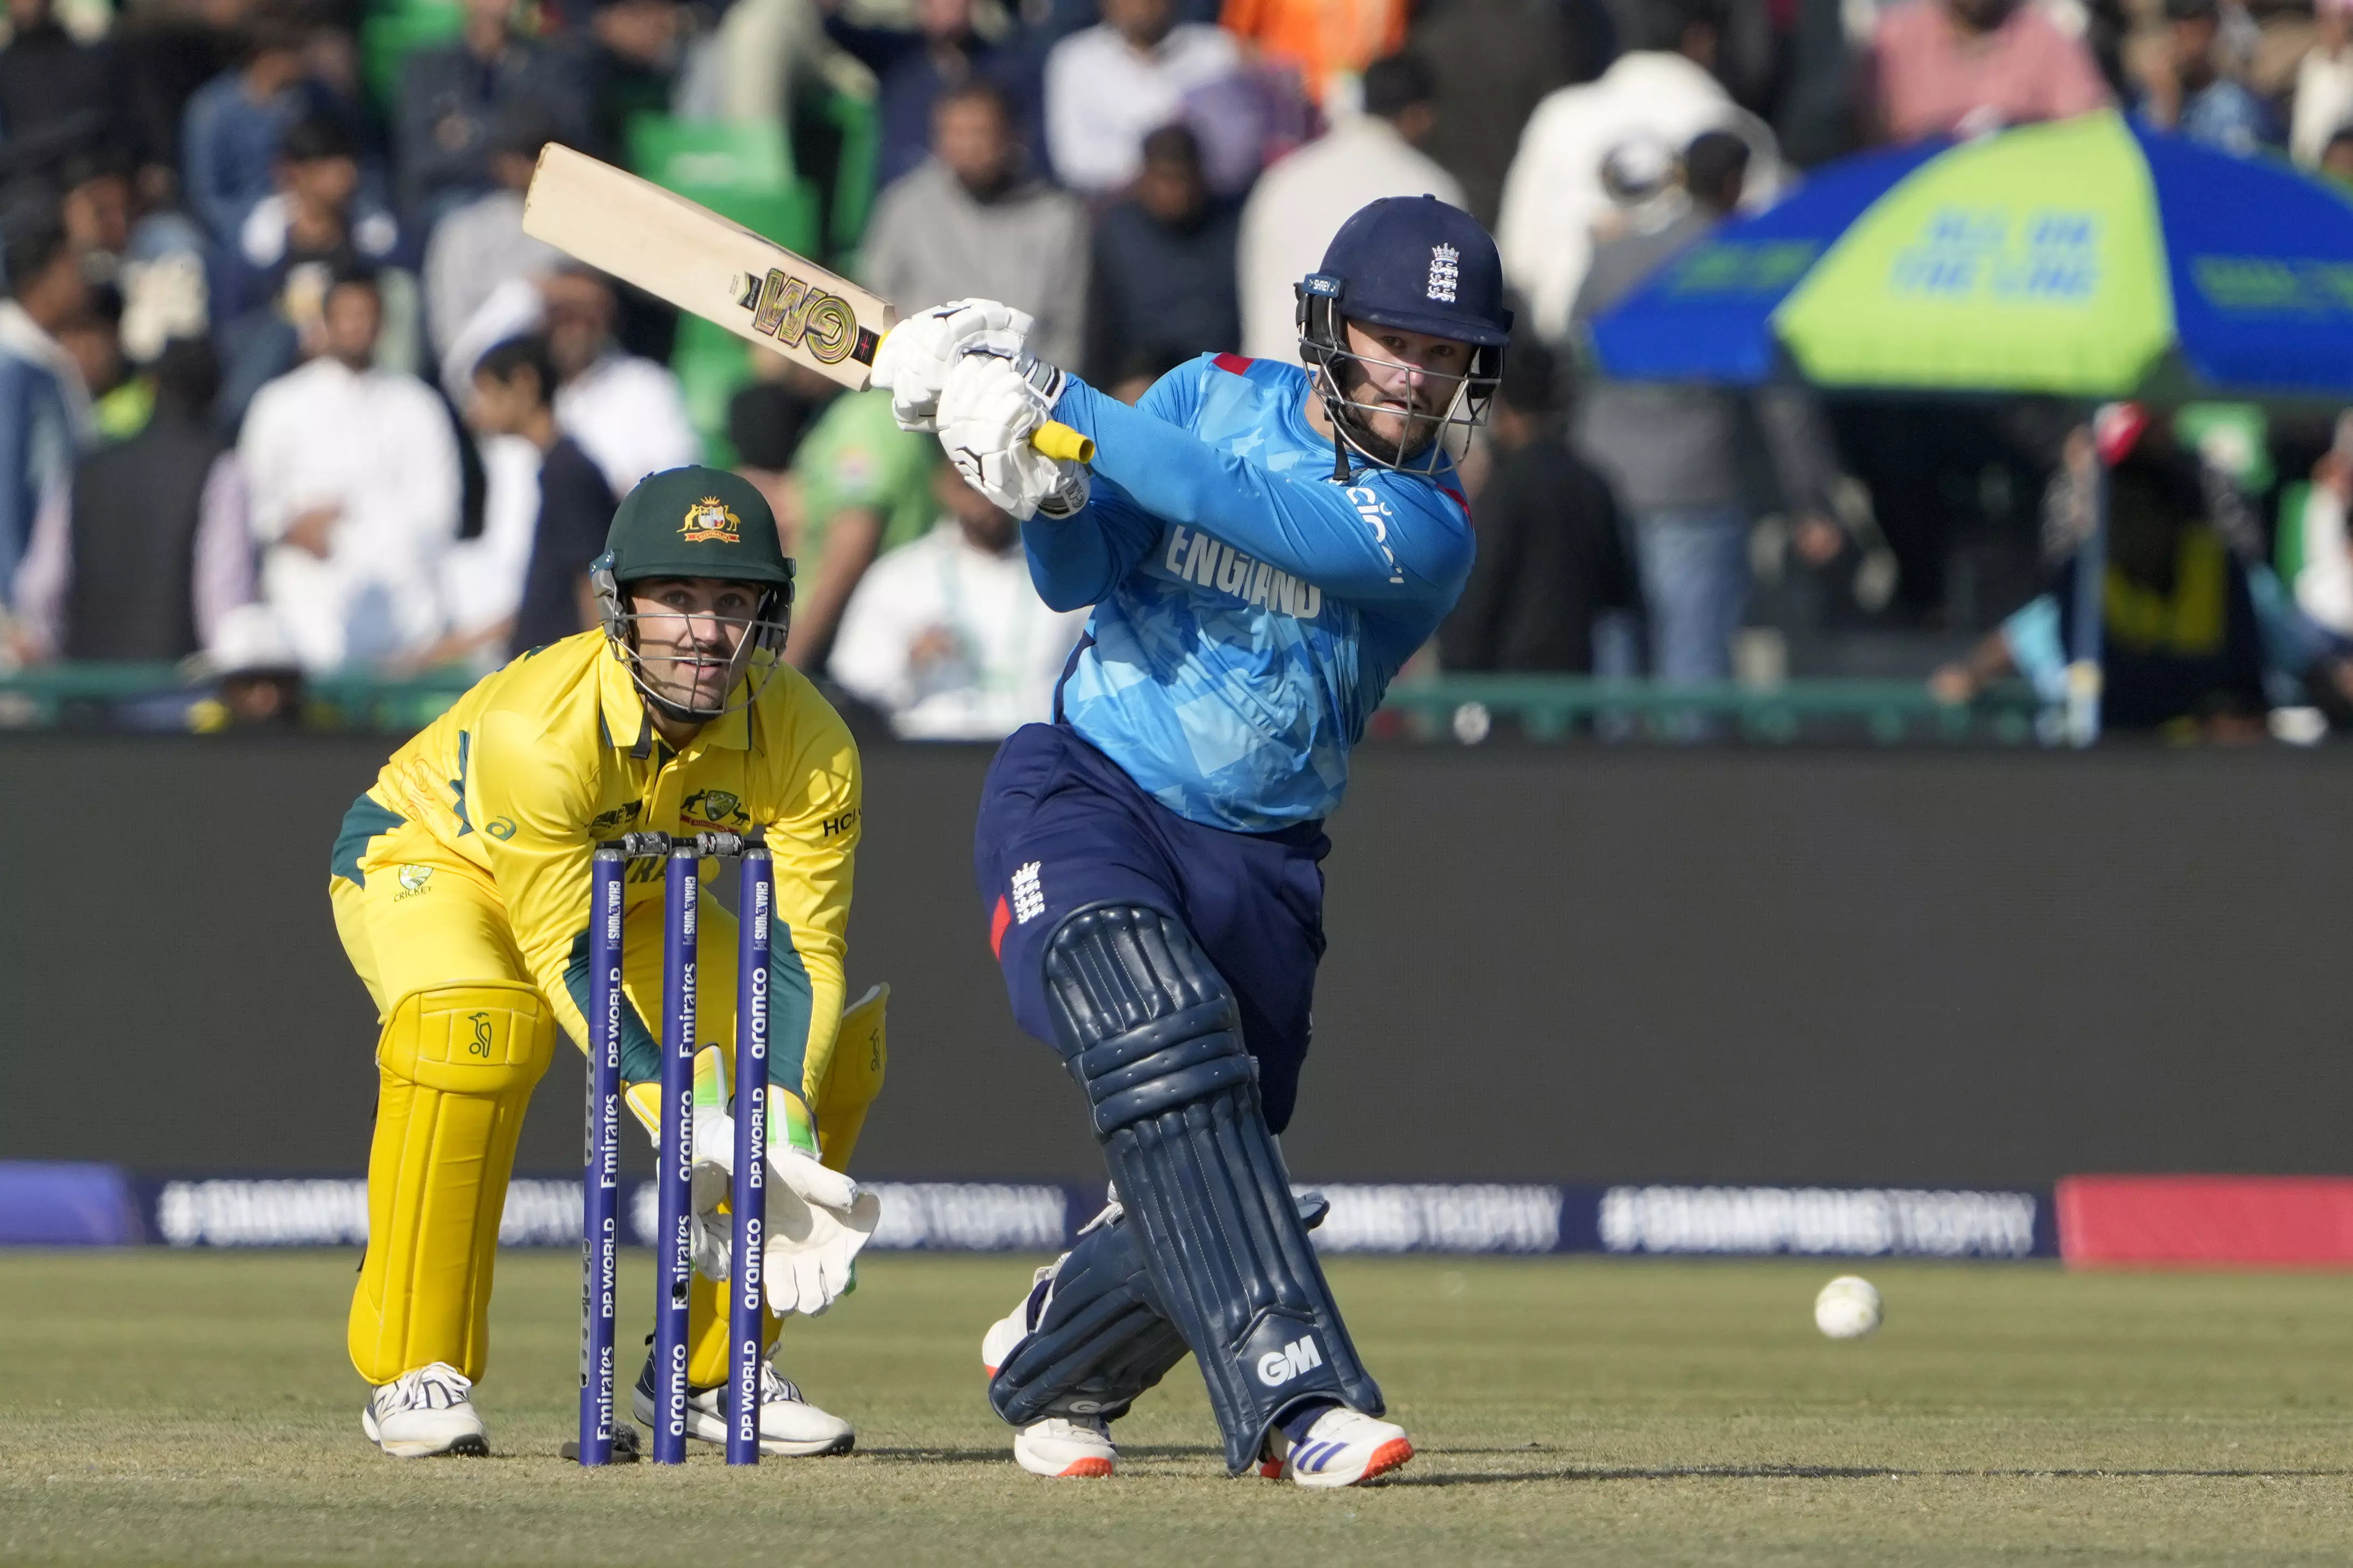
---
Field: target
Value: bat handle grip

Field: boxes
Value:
[1030,421,1094,464]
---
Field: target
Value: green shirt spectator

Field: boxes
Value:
[787,388,940,672]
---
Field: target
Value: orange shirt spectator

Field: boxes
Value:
[1868,0,2111,145]
[1218,0,1405,108]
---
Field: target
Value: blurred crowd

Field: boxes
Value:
[4,0,2353,740]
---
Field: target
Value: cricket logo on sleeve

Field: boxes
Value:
[394,864,435,901]
[734,268,862,366]
[679,497,742,544]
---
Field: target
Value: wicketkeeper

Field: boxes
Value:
[872,195,1509,1486]
[328,466,883,1458]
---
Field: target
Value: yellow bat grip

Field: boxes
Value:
[1030,421,1095,463]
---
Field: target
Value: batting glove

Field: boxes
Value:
[870,299,1033,432]
[936,351,1086,521]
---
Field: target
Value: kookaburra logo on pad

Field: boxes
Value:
[1426,244,1460,304]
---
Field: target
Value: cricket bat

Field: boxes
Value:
[521,143,1093,462]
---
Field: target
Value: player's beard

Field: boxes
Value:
[1323,357,1446,467]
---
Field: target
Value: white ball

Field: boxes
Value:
[1813,1275,1882,1339]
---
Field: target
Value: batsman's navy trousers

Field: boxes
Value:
[974,722,1329,1134]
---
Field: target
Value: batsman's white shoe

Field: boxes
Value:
[361,1362,489,1458]
[632,1356,856,1457]
[1013,1415,1117,1479]
[1259,1407,1414,1488]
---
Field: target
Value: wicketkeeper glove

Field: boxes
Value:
[936,350,1089,521]
[681,1049,881,1316]
[869,299,1033,433]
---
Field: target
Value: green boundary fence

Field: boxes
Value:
[0,664,2047,743]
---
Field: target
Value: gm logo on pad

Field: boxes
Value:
[1256,1334,1322,1387]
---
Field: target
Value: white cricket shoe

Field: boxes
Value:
[632,1356,855,1457]
[1014,1415,1117,1478]
[362,1362,489,1458]
[1259,1407,1414,1488]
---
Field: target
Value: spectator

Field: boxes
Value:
[1867,0,2109,146]
[1218,0,1404,111]
[195,603,306,727]
[830,462,1088,738]
[782,386,937,671]
[61,284,135,440]
[1086,124,1238,384]
[395,0,585,222]
[832,0,1049,191]
[0,219,93,623]
[540,266,699,498]
[0,0,122,160]
[1410,0,1605,228]
[180,3,340,248]
[575,0,687,161]
[217,113,420,422]
[1438,339,1634,674]
[728,352,838,550]
[421,107,561,359]
[1044,0,1239,196]
[227,114,401,320]
[2322,125,2353,187]
[237,264,461,669]
[1932,430,2268,737]
[119,0,242,206]
[8,337,249,663]
[1570,132,1841,690]
[1236,51,1464,362]
[1106,342,1187,404]
[439,334,616,662]
[2137,0,2277,156]
[1497,0,1783,343]
[702,0,838,137]
[2292,414,2353,663]
[2293,0,2353,168]
[862,79,1089,370]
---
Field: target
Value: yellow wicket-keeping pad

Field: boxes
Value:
[815,982,888,1172]
[349,981,553,1386]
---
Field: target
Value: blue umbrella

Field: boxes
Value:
[1588,111,2353,397]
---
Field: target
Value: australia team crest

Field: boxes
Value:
[680,497,742,544]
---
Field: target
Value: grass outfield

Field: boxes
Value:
[3,1252,2351,1565]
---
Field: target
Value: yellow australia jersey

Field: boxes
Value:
[342,630,859,1094]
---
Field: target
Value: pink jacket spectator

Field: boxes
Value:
[1869,0,2111,145]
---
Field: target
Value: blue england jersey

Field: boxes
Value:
[1031,354,1474,833]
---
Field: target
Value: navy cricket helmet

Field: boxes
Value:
[1293,194,1511,476]
[1307,194,1511,348]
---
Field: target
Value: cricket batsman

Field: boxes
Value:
[870,195,1509,1486]
[327,466,884,1459]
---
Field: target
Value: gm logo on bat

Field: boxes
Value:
[734,269,879,367]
